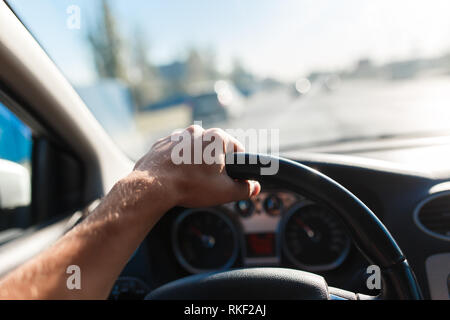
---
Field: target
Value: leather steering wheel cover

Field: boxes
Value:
[147,268,330,300]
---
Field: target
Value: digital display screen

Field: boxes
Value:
[245,233,276,257]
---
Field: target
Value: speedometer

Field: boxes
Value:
[280,202,350,271]
[172,209,239,274]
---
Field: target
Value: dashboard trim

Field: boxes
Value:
[413,190,450,242]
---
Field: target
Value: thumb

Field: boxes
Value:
[223,179,261,202]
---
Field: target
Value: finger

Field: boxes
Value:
[171,128,184,135]
[218,178,261,202]
[222,132,244,153]
[248,180,261,197]
[205,128,245,154]
[186,124,205,137]
[226,135,245,153]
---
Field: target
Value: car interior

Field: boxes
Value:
[0,1,449,300]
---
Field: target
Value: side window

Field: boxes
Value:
[0,102,33,240]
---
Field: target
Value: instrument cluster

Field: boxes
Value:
[171,190,351,274]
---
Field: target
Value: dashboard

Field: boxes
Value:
[112,136,450,300]
[171,191,351,274]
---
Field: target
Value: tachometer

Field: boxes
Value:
[280,202,350,271]
[172,209,239,274]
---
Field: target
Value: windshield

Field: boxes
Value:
[7,0,450,159]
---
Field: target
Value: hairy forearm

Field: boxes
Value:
[0,125,258,300]
[0,173,174,300]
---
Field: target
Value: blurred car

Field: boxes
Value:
[188,80,245,126]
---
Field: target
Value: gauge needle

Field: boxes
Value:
[190,226,216,248]
[295,218,315,238]
[190,226,203,238]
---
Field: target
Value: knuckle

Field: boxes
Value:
[206,128,226,140]
[210,127,225,135]
[186,124,203,134]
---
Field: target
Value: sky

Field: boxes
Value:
[7,0,450,85]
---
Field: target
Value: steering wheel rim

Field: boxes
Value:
[147,153,422,300]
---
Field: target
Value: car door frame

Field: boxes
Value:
[0,0,133,277]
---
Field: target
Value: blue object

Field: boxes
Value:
[0,103,32,164]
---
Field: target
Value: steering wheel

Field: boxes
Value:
[146,153,422,300]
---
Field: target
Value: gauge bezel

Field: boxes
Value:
[235,199,255,218]
[263,193,284,216]
[278,201,351,272]
[172,208,241,274]
[109,277,151,300]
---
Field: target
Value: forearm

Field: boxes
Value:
[0,125,258,300]
[0,172,174,300]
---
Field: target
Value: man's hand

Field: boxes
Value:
[0,126,260,299]
[125,125,260,210]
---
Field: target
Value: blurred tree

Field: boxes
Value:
[86,1,167,110]
[86,2,261,110]
[87,0,128,82]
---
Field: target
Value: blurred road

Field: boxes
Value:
[141,75,450,153]
[220,75,450,150]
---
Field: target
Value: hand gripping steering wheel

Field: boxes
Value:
[146,154,422,300]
